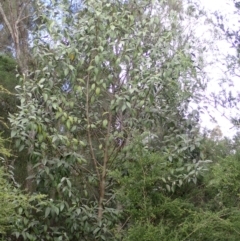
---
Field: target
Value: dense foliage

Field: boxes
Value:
[117,143,240,240]
[0,131,45,240]
[0,55,18,131]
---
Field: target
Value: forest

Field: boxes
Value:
[1,0,240,240]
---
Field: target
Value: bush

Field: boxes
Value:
[118,148,240,241]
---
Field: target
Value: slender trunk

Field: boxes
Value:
[98,113,112,220]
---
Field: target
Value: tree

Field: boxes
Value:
[0,0,38,187]
[10,0,208,239]
[0,0,36,73]
[0,54,31,188]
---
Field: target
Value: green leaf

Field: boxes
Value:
[19,145,24,152]
[77,78,85,84]
[60,203,64,211]
[66,119,71,130]
[66,179,72,188]
[87,66,94,71]
[95,55,99,65]
[103,119,108,128]
[15,232,20,239]
[18,207,23,214]
[122,105,126,112]
[45,207,51,218]
[93,227,100,234]
[64,68,69,76]
[96,87,101,95]
[80,141,86,147]
[54,206,59,215]
[91,83,96,90]
[43,93,48,101]
[126,102,131,108]
[69,65,74,71]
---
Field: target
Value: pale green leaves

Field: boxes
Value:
[96,87,101,95]
[102,119,108,128]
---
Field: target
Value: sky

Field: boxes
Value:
[197,0,240,137]
[200,0,233,11]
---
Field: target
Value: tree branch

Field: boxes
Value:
[98,111,112,220]
[0,2,14,40]
[86,72,100,181]
[16,0,31,24]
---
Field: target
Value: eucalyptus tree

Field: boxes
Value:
[0,0,37,73]
[0,1,38,189]
[10,0,208,240]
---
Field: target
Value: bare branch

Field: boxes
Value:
[16,0,31,24]
[0,2,14,40]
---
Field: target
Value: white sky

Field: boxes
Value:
[197,0,240,137]
[200,0,233,11]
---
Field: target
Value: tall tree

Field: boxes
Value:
[10,0,208,240]
[0,0,35,73]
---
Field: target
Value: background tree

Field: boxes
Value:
[0,0,36,73]
[0,0,41,189]
[0,54,29,186]
[0,55,18,133]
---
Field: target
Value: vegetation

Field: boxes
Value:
[0,0,240,240]
[0,129,45,239]
[0,55,18,132]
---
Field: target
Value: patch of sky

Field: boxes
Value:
[69,0,85,13]
[196,0,240,137]
[61,80,72,93]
